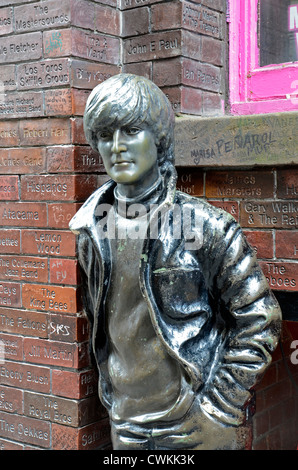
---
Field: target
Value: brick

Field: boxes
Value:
[49,258,79,285]
[121,6,149,37]
[14,0,71,33]
[262,379,292,410]
[0,307,48,337]
[182,58,221,92]
[161,86,203,115]
[0,120,19,147]
[260,261,298,292]
[46,145,103,173]
[151,2,181,31]
[0,91,43,119]
[153,57,182,87]
[0,229,20,254]
[0,438,24,450]
[240,201,298,229]
[24,392,104,427]
[119,0,163,9]
[277,169,298,199]
[181,86,203,115]
[243,230,273,259]
[19,118,71,146]
[0,360,50,393]
[123,30,181,63]
[0,176,19,200]
[252,435,267,450]
[1,64,16,91]
[154,56,222,91]
[22,283,79,314]
[275,231,298,259]
[48,203,82,229]
[269,403,284,430]
[71,89,89,116]
[49,313,88,342]
[97,174,111,187]
[46,145,73,172]
[43,29,120,65]
[182,0,222,39]
[0,281,21,308]
[0,7,13,36]
[206,170,274,199]
[161,86,183,113]
[45,89,73,116]
[0,148,46,174]
[22,229,76,257]
[71,117,87,144]
[73,147,103,172]
[203,0,225,12]
[52,418,110,449]
[201,36,224,66]
[70,59,119,89]
[253,410,270,437]
[21,175,98,202]
[17,58,70,90]
[122,61,152,79]
[0,32,42,64]
[0,332,23,362]
[0,202,47,227]
[0,255,47,283]
[52,368,99,399]
[23,338,89,369]
[71,0,95,30]
[95,3,120,36]
[0,411,50,448]
[176,168,204,196]
[182,30,202,61]
[266,427,282,450]
[202,91,223,116]
[209,201,239,221]
[255,363,277,391]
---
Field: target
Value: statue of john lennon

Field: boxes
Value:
[69,74,281,450]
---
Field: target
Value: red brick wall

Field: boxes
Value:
[122,0,226,115]
[0,0,120,450]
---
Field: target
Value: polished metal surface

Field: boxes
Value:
[70,74,281,450]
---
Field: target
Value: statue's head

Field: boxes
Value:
[83,73,175,170]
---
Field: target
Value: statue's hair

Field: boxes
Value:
[83,73,175,168]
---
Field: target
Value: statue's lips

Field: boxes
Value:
[113,160,133,167]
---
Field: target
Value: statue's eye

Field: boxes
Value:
[124,127,141,135]
[98,130,111,140]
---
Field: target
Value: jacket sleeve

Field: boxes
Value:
[77,232,98,324]
[200,215,282,426]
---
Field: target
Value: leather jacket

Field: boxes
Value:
[69,167,281,427]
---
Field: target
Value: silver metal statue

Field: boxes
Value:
[69,74,281,450]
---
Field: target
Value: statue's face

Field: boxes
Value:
[97,125,158,186]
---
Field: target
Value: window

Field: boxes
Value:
[229,0,298,114]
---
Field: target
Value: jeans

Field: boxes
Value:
[110,395,252,450]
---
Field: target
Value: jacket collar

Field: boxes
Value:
[69,164,177,235]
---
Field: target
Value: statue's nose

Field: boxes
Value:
[111,130,127,154]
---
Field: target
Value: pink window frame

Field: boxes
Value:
[229,0,298,115]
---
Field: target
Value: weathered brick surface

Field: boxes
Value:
[22,229,76,257]
[52,369,100,399]
[22,284,78,314]
[0,32,42,64]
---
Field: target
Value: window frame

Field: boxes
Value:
[229,0,298,115]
